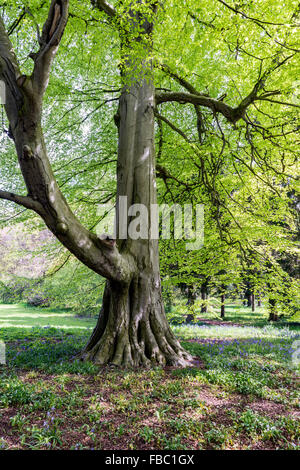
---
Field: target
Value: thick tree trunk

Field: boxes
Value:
[79,4,192,367]
[185,286,196,323]
[80,79,191,366]
[81,275,190,367]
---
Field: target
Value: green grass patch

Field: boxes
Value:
[0,304,299,450]
[0,304,96,329]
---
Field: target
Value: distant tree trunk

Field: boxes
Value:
[187,287,197,305]
[244,288,252,308]
[200,283,208,313]
[220,293,225,319]
[162,285,173,313]
[251,293,256,312]
[268,298,278,321]
[186,287,196,323]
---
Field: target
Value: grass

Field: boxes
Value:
[172,323,300,340]
[0,303,299,450]
[197,304,272,324]
[169,302,299,326]
[0,304,95,329]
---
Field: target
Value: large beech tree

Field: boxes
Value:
[0,0,299,366]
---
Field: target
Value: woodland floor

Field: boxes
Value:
[0,310,299,450]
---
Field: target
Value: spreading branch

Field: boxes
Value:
[7,8,27,36]
[0,190,44,213]
[0,17,23,130]
[0,0,131,282]
[31,0,69,97]
[154,109,192,142]
[156,53,296,124]
[157,63,200,95]
[217,0,293,26]
[156,91,242,123]
[91,0,117,18]
[156,63,207,141]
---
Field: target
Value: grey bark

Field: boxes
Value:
[81,77,191,365]
[80,2,191,366]
[0,2,130,284]
[0,0,191,367]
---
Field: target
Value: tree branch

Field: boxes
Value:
[0,190,44,213]
[255,98,300,109]
[0,3,132,283]
[156,91,241,123]
[156,53,296,123]
[91,0,116,18]
[157,63,200,95]
[7,8,27,36]
[217,0,291,26]
[157,63,206,142]
[188,12,216,29]
[31,0,69,97]
[0,17,23,131]
[156,164,193,190]
[154,109,192,142]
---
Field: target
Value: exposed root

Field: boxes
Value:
[77,277,194,369]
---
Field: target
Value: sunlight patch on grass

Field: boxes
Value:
[172,324,300,341]
[0,305,23,310]
[0,323,93,329]
[0,314,73,318]
[0,304,97,329]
